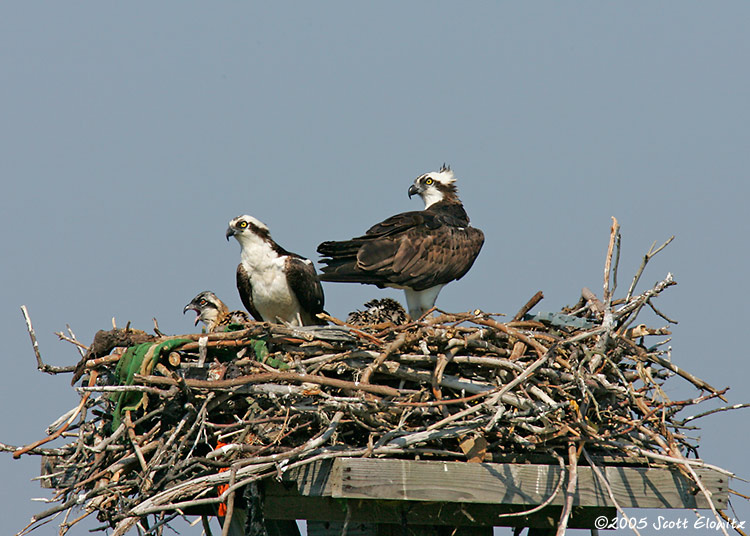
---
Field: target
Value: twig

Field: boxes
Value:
[21,306,75,374]
[717,510,748,536]
[13,371,98,458]
[512,291,544,321]
[679,403,750,425]
[555,441,580,536]
[602,217,620,307]
[625,235,675,301]
[220,466,237,536]
[678,456,730,536]
[201,517,214,536]
[583,447,642,536]
[360,332,408,384]
[496,449,565,519]
[136,371,402,397]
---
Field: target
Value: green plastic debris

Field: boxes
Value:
[111,338,190,431]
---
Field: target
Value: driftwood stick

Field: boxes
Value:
[472,317,549,357]
[611,443,735,478]
[512,290,544,321]
[201,517,214,536]
[360,332,408,384]
[20,306,75,374]
[53,327,88,356]
[679,456,730,536]
[679,403,750,425]
[495,449,565,520]
[647,298,679,324]
[424,346,553,432]
[76,385,177,397]
[0,442,71,456]
[124,412,149,474]
[316,312,384,344]
[616,275,677,334]
[136,371,401,397]
[583,447,642,536]
[718,510,748,536]
[612,228,621,297]
[626,235,675,301]
[581,287,605,316]
[624,341,723,396]
[13,371,98,458]
[556,442,580,536]
[220,466,238,536]
[602,217,620,307]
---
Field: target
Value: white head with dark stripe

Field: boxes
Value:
[408,164,459,209]
[226,214,290,266]
[226,215,271,243]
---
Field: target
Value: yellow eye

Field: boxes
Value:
[424,178,434,185]
[238,221,248,229]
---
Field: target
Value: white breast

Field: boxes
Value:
[241,252,303,325]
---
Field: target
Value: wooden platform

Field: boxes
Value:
[259,457,728,533]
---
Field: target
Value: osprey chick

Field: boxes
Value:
[183,291,250,333]
[226,215,325,326]
[317,165,484,318]
[347,298,408,326]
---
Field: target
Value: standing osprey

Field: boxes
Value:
[226,215,325,326]
[317,165,484,318]
[183,291,250,332]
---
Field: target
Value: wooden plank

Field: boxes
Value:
[307,522,377,536]
[324,458,727,509]
[263,480,615,529]
[307,522,492,536]
[285,458,337,496]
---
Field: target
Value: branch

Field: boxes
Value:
[21,306,75,374]
[583,447,642,536]
[626,235,675,301]
[555,441,580,536]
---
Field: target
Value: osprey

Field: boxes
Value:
[183,291,250,333]
[347,298,408,326]
[226,215,325,326]
[317,165,484,318]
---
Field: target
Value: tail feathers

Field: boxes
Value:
[318,260,387,286]
[319,272,385,285]
[317,239,364,258]
[318,238,392,286]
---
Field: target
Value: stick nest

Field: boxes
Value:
[7,228,737,536]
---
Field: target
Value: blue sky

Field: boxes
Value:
[1,4,748,534]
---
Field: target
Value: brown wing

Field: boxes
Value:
[285,257,326,325]
[357,225,484,291]
[236,263,263,322]
[318,202,483,289]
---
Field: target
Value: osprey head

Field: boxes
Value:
[226,215,271,243]
[183,291,228,327]
[408,164,458,208]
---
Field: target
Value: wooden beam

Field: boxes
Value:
[263,480,615,529]
[307,521,492,536]
[282,458,727,510]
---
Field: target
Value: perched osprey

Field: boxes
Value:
[226,215,325,326]
[317,165,484,318]
[183,291,250,333]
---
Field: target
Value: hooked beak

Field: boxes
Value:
[226,227,235,241]
[408,184,420,198]
[183,303,201,325]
